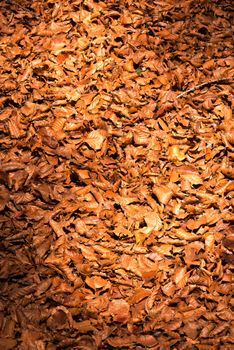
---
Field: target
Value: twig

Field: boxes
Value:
[176,77,234,99]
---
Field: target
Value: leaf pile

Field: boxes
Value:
[0,0,234,349]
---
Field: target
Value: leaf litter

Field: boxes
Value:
[0,0,233,349]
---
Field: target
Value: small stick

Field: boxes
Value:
[176,77,233,99]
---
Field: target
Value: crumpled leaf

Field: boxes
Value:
[85,276,109,290]
[153,184,173,204]
[0,0,233,348]
[85,129,107,150]
[141,211,162,234]
[0,185,10,211]
[108,299,130,323]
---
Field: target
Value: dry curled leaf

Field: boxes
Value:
[108,299,130,323]
[168,145,188,161]
[85,276,109,290]
[153,184,173,204]
[0,185,10,211]
[0,1,233,348]
[85,129,107,150]
[39,127,58,148]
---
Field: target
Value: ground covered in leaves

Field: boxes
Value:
[0,0,234,349]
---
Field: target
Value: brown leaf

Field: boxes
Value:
[1,161,25,172]
[39,127,58,149]
[173,266,188,288]
[0,185,10,211]
[0,1,233,347]
[47,307,71,330]
[85,129,107,150]
[0,107,12,121]
[161,281,175,297]
[128,288,151,305]
[168,145,188,161]
[0,339,17,350]
[153,185,173,205]
[142,211,162,234]
[85,276,109,290]
[108,299,130,323]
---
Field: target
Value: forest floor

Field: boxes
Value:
[0,0,234,349]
